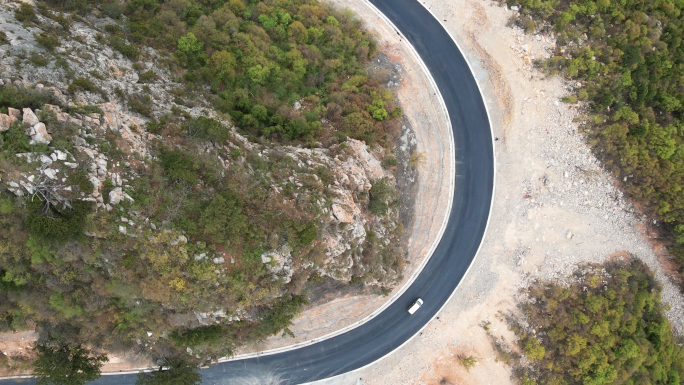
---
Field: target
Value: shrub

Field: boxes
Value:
[138,70,156,83]
[104,24,123,35]
[15,4,36,22]
[170,325,223,347]
[159,148,199,184]
[297,221,317,246]
[513,259,684,384]
[109,36,139,59]
[0,31,8,46]
[128,94,153,116]
[25,199,93,241]
[199,192,247,243]
[368,178,396,216]
[100,2,123,19]
[0,84,60,111]
[458,355,478,371]
[255,295,307,338]
[184,116,229,143]
[49,292,84,319]
[67,170,94,193]
[146,115,170,135]
[32,343,107,384]
[34,32,61,51]
[382,157,398,168]
[29,52,49,67]
[135,359,201,385]
[68,77,97,93]
[0,122,32,157]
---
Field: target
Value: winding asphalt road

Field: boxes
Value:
[1,0,493,384]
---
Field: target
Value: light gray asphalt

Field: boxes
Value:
[0,0,493,384]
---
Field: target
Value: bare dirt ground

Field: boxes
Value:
[306,0,684,384]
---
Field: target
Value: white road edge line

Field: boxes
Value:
[301,0,498,383]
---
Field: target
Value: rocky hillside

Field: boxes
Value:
[0,0,415,372]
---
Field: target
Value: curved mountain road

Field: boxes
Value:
[0,0,493,384]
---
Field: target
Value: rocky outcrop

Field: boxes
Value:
[261,246,294,284]
[245,137,399,283]
[0,8,405,289]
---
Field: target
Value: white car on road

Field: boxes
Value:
[408,298,423,314]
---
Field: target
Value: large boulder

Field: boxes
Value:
[44,104,62,114]
[30,123,51,144]
[22,108,39,126]
[0,113,16,132]
[108,188,133,205]
[109,187,124,205]
[7,108,20,120]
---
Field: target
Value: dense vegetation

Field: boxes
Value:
[511,259,684,385]
[0,0,410,380]
[101,0,403,148]
[504,0,684,278]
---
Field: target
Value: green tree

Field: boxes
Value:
[523,337,546,362]
[177,32,203,56]
[199,193,247,243]
[247,64,270,84]
[177,32,205,66]
[135,359,201,385]
[32,343,108,385]
[210,50,236,81]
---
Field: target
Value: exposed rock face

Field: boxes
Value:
[245,136,401,283]
[332,203,358,223]
[261,246,294,283]
[0,8,405,289]
[344,138,385,181]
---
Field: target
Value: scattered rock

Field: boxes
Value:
[43,169,57,180]
[44,104,61,114]
[39,155,53,165]
[109,187,124,205]
[55,150,67,161]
